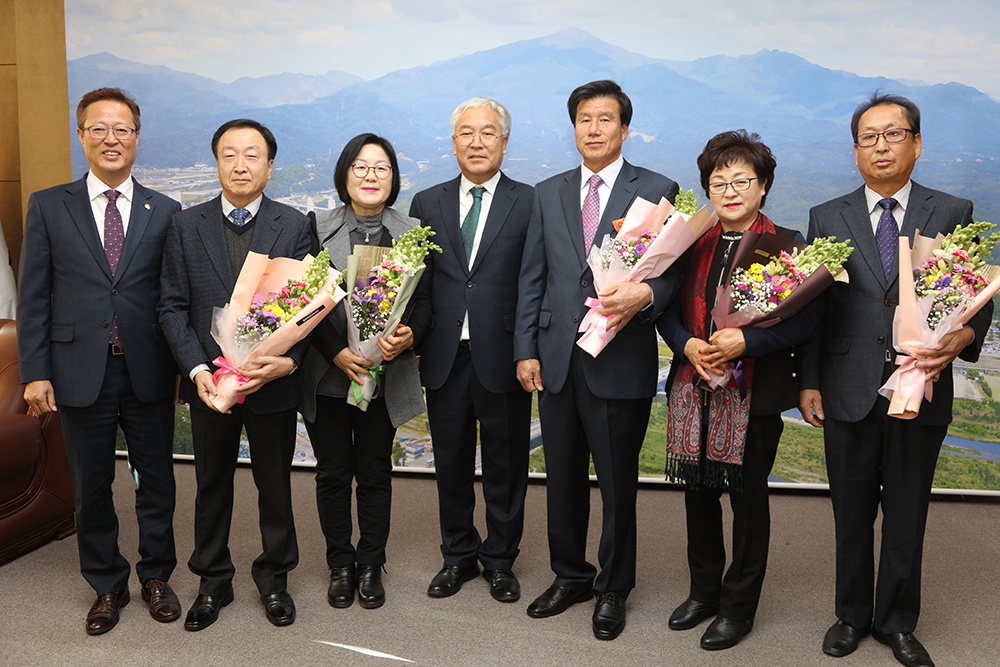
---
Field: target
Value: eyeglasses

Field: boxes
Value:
[83,125,137,140]
[856,128,915,148]
[454,131,502,147]
[352,163,392,179]
[707,177,758,195]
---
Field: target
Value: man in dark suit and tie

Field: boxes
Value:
[514,80,681,640]
[799,92,991,667]
[408,97,533,603]
[158,119,311,631]
[17,87,182,635]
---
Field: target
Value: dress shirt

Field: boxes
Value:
[87,171,133,244]
[579,154,624,223]
[864,181,911,235]
[458,170,502,340]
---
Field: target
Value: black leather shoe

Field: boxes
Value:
[357,564,385,609]
[261,591,296,627]
[592,592,626,640]
[328,565,356,608]
[527,584,593,618]
[483,569,520,603]
[427,565,480,598]
[823,619,870,657]
[184,588,234,632]
[86,589,130,635]
[873,629,935,667]
[700,616,753,650]
[668,597,720,631]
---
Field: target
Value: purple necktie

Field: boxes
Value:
[582,174,602,252]
[875,197,898,278]
[103,190,124,348]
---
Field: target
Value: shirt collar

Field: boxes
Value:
[581,154,624,192]
[864,180,911,215]
[87,171,133,203]
[221,194,263,220]
[460,170,502,198]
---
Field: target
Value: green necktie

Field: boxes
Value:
[462,186,484,264]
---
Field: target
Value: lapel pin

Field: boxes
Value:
[144,203,151,210]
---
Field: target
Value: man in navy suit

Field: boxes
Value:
[408,97,533,603]
[799,93,991,667]
[158,119,311,631]
[514,80,681,640]
[17,88,182,635]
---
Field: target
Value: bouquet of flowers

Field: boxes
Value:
[344,225,441,410]
[210,249,346,411]
[704,232,854,392]
[878,221,1000,419]
[578,190,718,357]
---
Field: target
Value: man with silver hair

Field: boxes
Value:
[408,97,534,603]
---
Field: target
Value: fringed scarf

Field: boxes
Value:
[666,212,776,491]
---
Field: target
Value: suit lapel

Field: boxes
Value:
[598,160,638,242]
[196,196,235,290]
[896,183,935,293]
[840,187,886,288]
[65,177,113,282]
[471,174,516,274]
[319,209,354,271]
[114,178,151,285]
[559,168,587,265]
[249,196,283,257]
[439,177,468,275]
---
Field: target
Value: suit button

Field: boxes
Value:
[884,299,892,306]
[877,335,886,344]
[572,315,579,323]
[103,320,110,328]
[466,280,474,288]
[791,372,797,378]
[112,289,119,296]
[581,280,589,287]
[457,320,463,327]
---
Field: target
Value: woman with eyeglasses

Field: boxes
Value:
[657,130,816,650]
[301,133,425,611]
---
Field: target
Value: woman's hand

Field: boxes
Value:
[683,337,720,382]
[378,324,414,362]
[333,348,375,385]
[704,328,746,367]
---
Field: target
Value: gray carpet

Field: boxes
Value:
[1,460,998,667]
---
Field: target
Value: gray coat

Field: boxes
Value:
[300,205,425,427]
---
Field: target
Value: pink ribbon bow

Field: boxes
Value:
[212,356,248,405]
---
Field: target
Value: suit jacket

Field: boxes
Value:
[514,160,680,399]
[798,182,991,424]
[408,172,534,394]
[300,205,425,427]
[657,226,816,416]
[17,175,181,407]
[158,194,312,414]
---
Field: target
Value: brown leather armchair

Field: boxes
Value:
[0,318,76,564]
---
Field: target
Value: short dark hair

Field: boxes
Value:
[697,129,777,208]
[77,88,141,131]
[567,80,633,127]
[211,119,278,162]
[334,133,401,208]
[851,91,921,142]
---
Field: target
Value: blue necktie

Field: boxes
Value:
[232,208,251,226]
[875,198,898,278]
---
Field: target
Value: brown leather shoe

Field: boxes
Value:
[141,579,182,623]
[86,589,130,635]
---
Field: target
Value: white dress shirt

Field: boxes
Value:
[86,171,133,244]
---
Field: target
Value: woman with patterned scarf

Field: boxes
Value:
[657,130,817,651]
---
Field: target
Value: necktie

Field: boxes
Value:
[875,197,898,278]
[582,174,602,252]
[462,186,484,264]
[232,208,251,226]
[103,190,124,348]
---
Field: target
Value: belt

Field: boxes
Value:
[458,340,471,350]
[109,343,124,356]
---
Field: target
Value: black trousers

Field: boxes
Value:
[188,404,298,596]
[538,348,652,596]
[825,389,945,635]
[425,344,531,570]
[58,353,177,595]
[685,412,783,621]
[305,394,395,568]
